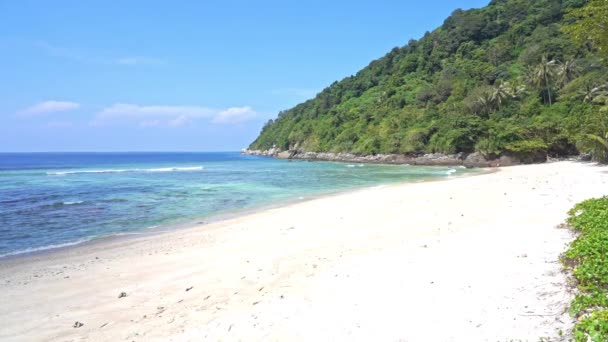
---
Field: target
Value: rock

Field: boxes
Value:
[502,151,546,165]
[579,153,592,161]
[414,153,464,166]
[243,148,537,168]
[73,321,84,328]
[497,154,521,166]
[276,151,293,159]
[463,152,491,168]
[118,292,127,298]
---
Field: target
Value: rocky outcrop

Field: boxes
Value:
[241,148,552,168]
[242,149,468,166]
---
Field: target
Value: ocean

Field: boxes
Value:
[0,152,470,258]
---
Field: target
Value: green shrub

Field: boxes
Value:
[563,197,608,341]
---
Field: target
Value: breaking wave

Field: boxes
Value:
[47,166,204,176]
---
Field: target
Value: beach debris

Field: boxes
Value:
[204,295,211,300]
[252,301,260,305]
[258,287,264,292]
[73,321,84,328]
[100,322,109,328]
[118,292,127,298]
[186,286,193,291]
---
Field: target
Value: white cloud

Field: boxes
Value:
[93,103,256,127]
[168,115,191,127]
[212,107,257,124]
[18,100,80,117]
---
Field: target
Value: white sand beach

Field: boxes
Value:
[1,161,608,341]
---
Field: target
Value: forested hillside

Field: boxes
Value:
[249,0,608,161]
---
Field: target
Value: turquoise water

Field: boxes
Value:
[0,152,470,258]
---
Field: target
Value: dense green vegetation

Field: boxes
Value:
[250,0,608,161]
[563,197,608,341]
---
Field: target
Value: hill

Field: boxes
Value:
[248,0,608,163]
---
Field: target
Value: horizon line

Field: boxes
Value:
[0,150,244,154]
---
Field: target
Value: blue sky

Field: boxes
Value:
[0,0,489,152]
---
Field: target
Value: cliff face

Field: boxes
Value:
[248,0,606,162]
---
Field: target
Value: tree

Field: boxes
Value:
[587,132,608,161]
[556,59,580,87]
[490,82,511,110]
[527,55,557,105]
[563,0,608,60]
[583,83,608,103]
[585,106,608,162]
[473,88,496,116]
[505,82,527,99]
[249,0,603,160]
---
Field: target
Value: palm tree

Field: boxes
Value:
[490,82,511,110]
[583,83,608,103]
[475,89,495,116]
[585,105,608,163]
[556,59,580,87]
[587,131,608,162]
[527,55,557,106]
[505,82,527,99]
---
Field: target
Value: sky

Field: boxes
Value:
[0,0,489,152]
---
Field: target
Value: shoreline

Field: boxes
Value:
[0,165,485,264]
[241,148,563,167]
[2,161,606,341]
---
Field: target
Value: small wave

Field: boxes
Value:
[47,166,204,176]
[63,201,84,205]
[346,164,356,168]
[445,168,457,175]
[0,239,92,259]
[147,166,204,172]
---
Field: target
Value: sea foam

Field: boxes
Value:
[0,239,92,258]
[47,166,204,176]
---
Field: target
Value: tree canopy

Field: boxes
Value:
[250,0,608,161]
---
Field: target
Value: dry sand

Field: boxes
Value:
[1,161,608,341]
